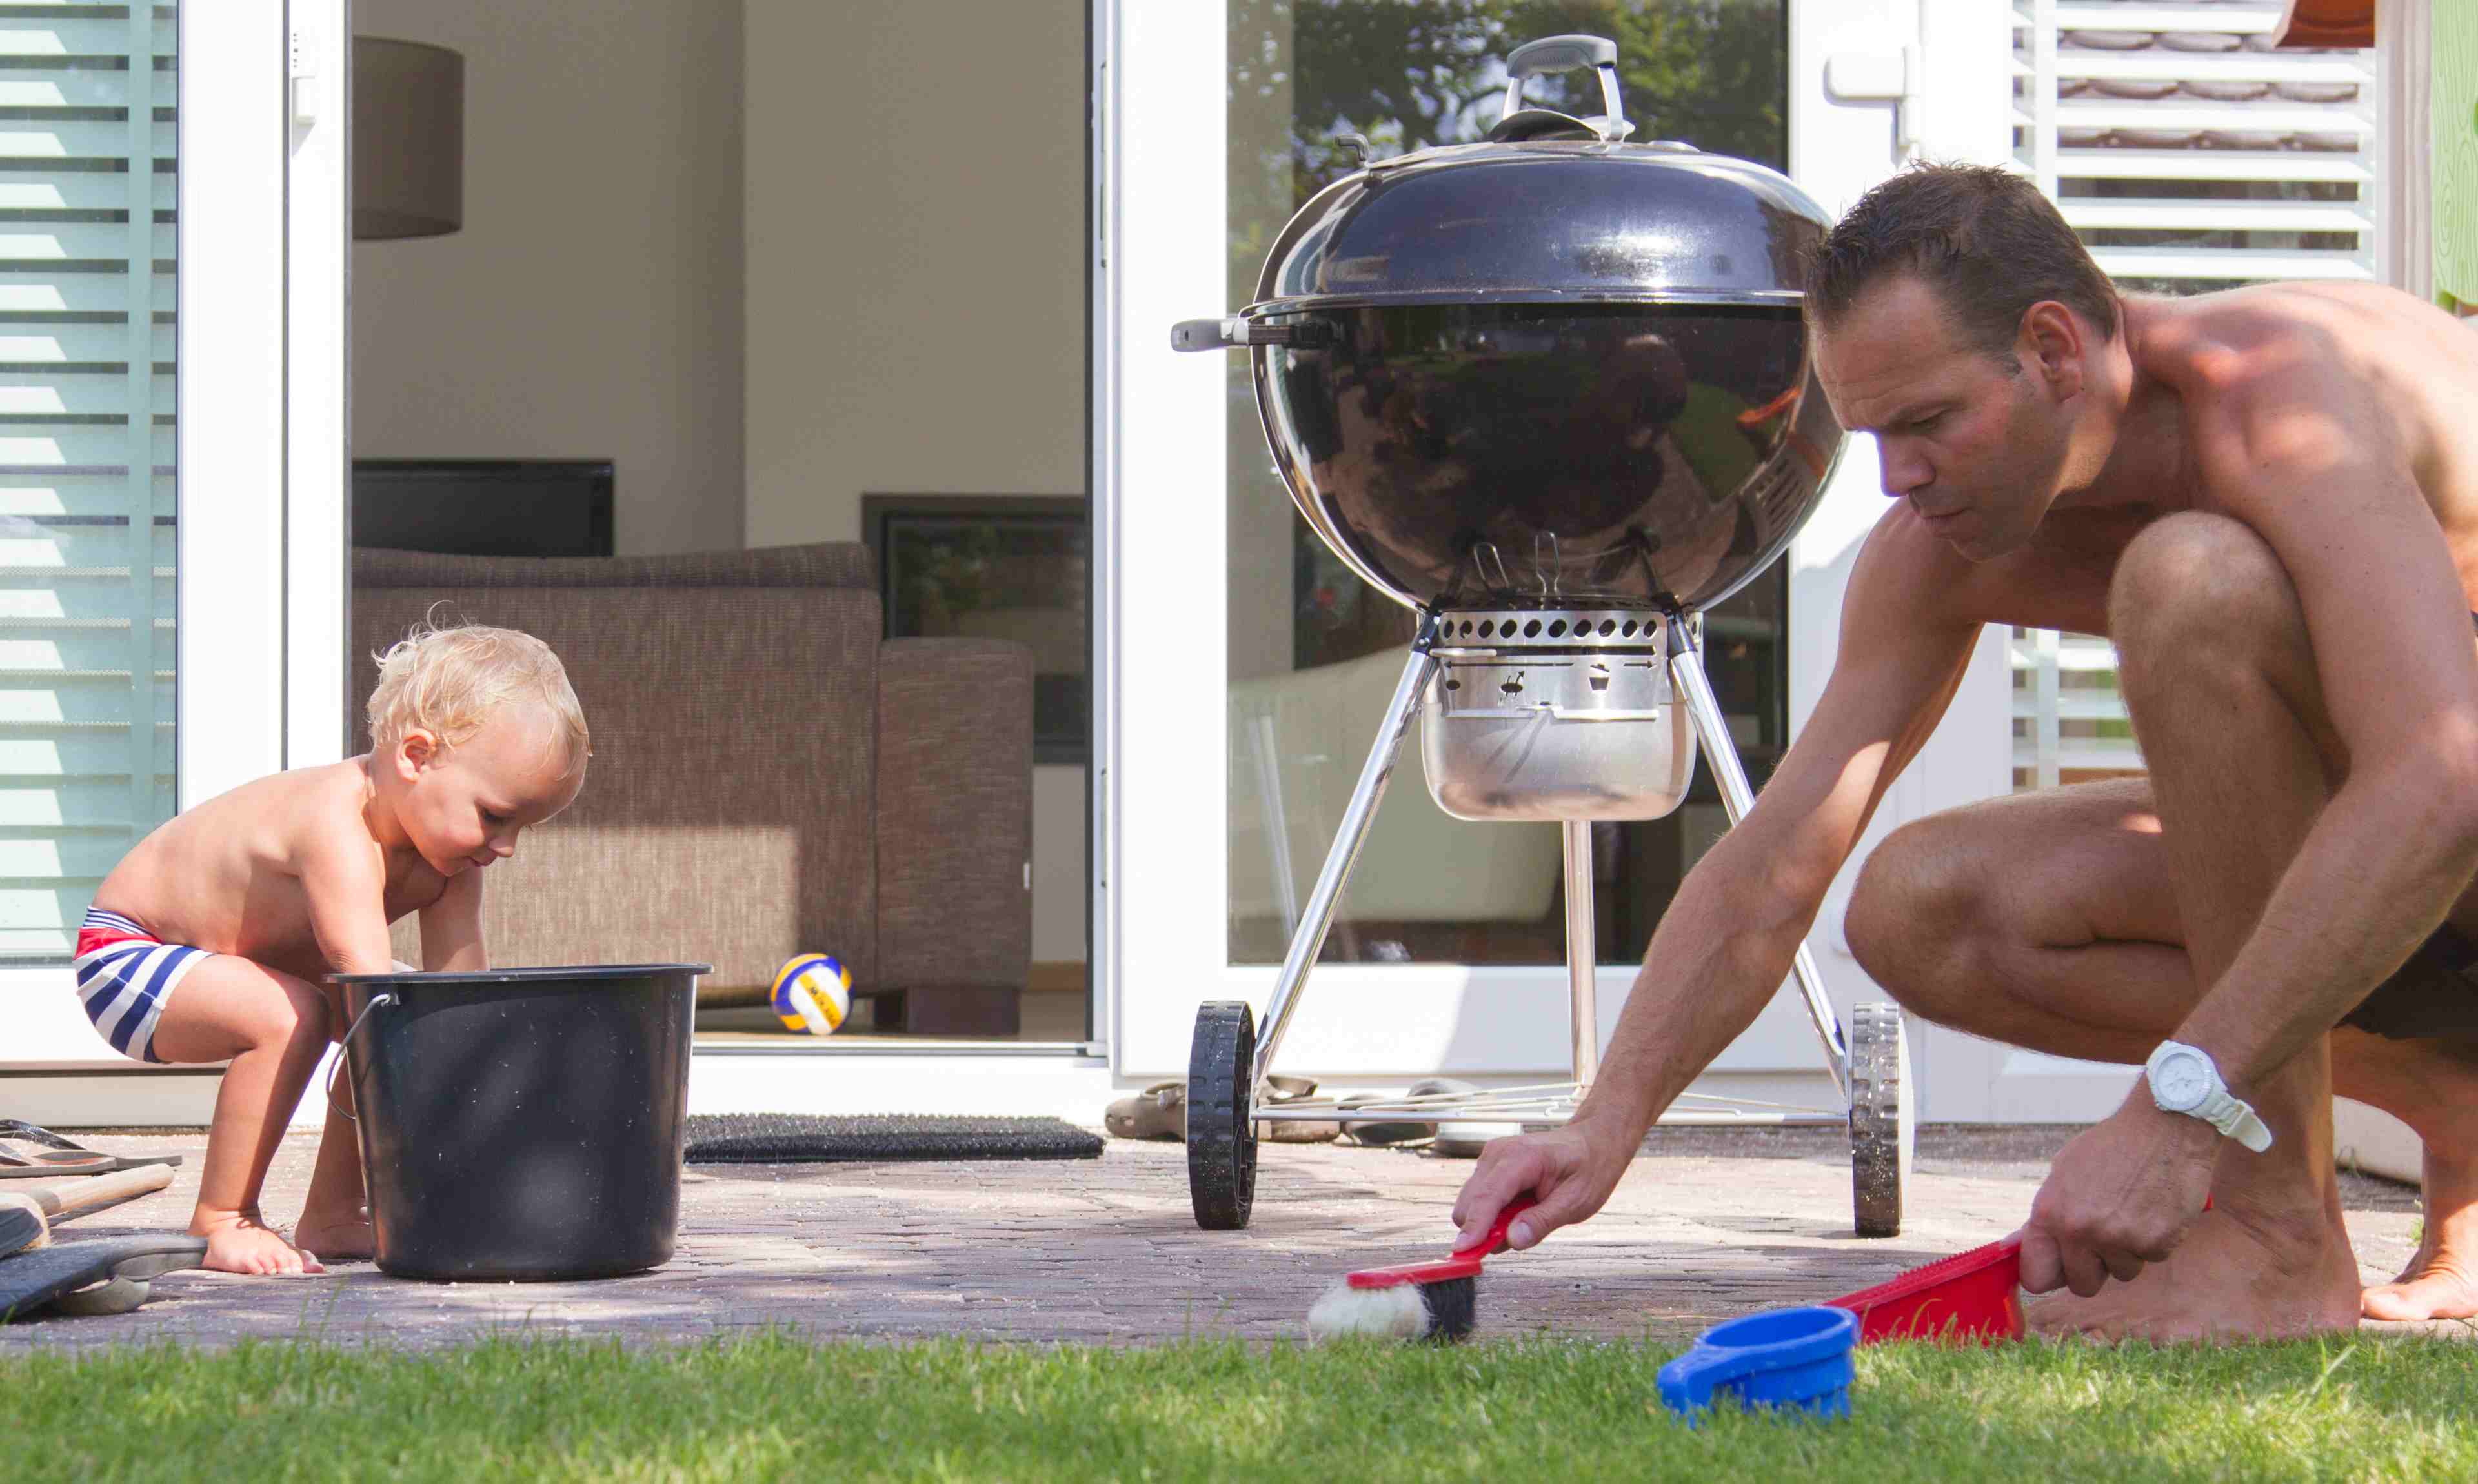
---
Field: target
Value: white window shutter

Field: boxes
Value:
[2006,0,2380,790]
[0,6,177,961]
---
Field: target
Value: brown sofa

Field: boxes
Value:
[350,543,1034,1035]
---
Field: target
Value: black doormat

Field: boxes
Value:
[682,1113,1103,1164]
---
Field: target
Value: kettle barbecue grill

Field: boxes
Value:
[1171,35,1913,1237]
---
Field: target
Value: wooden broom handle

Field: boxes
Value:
[23,1163,172,1223]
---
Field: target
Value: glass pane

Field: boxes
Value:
[1226,1,1787,967]
[0,5,177,963]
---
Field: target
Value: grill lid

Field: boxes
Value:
[1253,148,1828,315]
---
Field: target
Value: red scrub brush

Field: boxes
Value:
[1826,1196,2212,1344]
[1307,1197,1538,1343]
[1826,1235,2024,1344]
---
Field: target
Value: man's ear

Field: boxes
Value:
[2018,300,2087,400]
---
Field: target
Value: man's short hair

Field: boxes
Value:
[1805,163,2122,360]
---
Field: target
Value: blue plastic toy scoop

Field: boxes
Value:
[1657,1305,1858,1419]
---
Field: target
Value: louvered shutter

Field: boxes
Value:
[2006,0,2379,789]
[0,4,176,963]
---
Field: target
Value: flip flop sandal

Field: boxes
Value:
[0,1123,183,1176]
[0,1149,118,1179]
[1431,1121,1524,1159]
[1340,1078,1483,1147]
[1254,1074,1340,1144]
[1103,1081,1186,1141]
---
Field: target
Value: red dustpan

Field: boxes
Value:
[1826,1236,2024,1345]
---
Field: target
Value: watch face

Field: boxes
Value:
[2153,1052,2211,1110]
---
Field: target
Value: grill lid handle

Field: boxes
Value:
[1506,34,1616,79]
[1500,34,1631,143]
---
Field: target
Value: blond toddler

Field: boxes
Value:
[76,624,589,1274]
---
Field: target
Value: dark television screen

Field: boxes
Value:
[352,460,614,558]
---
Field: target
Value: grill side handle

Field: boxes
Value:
[1170,317,1330,352]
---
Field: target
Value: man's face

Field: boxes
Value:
[1811,275,2074,560]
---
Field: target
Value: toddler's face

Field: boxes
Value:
[394,704,585,876]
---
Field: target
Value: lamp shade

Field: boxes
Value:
[354,36,463,239]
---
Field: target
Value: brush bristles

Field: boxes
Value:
[1420,1276,1476,1343]
[1305,1277,1478,1344]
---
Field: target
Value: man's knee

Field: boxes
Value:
[1844,816,1987,1016]
[2109,512,2306,677]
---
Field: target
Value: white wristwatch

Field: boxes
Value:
[2145,1041,2273,1152]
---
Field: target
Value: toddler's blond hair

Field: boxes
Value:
[367,621,589,772]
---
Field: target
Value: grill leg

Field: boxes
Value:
[1252,617,1442,1094]
[1563,821,1600,1096]
[1668,619,1851,1100]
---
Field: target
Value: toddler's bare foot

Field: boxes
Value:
[192,1210,325,1276]
[292,1210,375,1262]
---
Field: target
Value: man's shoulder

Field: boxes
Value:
[2128,283,2406,401]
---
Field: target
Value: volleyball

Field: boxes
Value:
[770,954,852,1035]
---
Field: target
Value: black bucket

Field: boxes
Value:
[333,963,707,1282]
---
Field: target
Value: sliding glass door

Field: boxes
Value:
[1105,0,2022,1117]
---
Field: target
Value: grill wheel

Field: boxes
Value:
[1849,1001,1914,1238]
[1186,1001,1260,1230]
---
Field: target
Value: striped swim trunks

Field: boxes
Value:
[73,908,208,1064]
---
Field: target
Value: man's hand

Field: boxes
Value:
[2017,1096,2221,1298]
[1449,1120,1634,1252]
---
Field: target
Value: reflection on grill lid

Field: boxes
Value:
[1251,143,1831,315]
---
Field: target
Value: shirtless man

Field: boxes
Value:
[1447,163,2478,1340]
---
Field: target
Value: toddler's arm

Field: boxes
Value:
[419,866,487,972]
[299,820,398,977]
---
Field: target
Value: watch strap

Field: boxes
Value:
[2199,1088,2274,1152]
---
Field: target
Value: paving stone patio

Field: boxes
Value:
[0,1125,2456,1352]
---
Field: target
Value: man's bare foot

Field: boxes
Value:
[191,1210,325,1276]
[2339,1032,2478,1321]
[292,1210,375,1262]
[2361,1144,2478,1321]
[2027,1201,2361,1342]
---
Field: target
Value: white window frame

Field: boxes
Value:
[3,0,340,1088]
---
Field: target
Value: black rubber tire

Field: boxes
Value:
[1186,1001,1259,1230]
[1849,1001,1913,1238]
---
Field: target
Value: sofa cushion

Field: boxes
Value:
[353,565,880,994]
[875,637,1034,996]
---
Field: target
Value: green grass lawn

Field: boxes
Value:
[8,1331,2474,1483]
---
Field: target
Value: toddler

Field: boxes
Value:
[77,624,589,1274]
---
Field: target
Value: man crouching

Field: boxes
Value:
[1449,162,2478,1341]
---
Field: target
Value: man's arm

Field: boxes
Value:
[419,867,487,973]
[1452,519,1984,1250]
[2018,337,2478,1300]
[2168,362,2478,1091]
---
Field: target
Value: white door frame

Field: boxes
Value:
[1789,0,2137,1125]
[4,0,345,1098]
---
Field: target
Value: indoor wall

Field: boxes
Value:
[350,0,747,557]
[351,0,1091,975]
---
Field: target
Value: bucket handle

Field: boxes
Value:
[323,990,398,1125]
